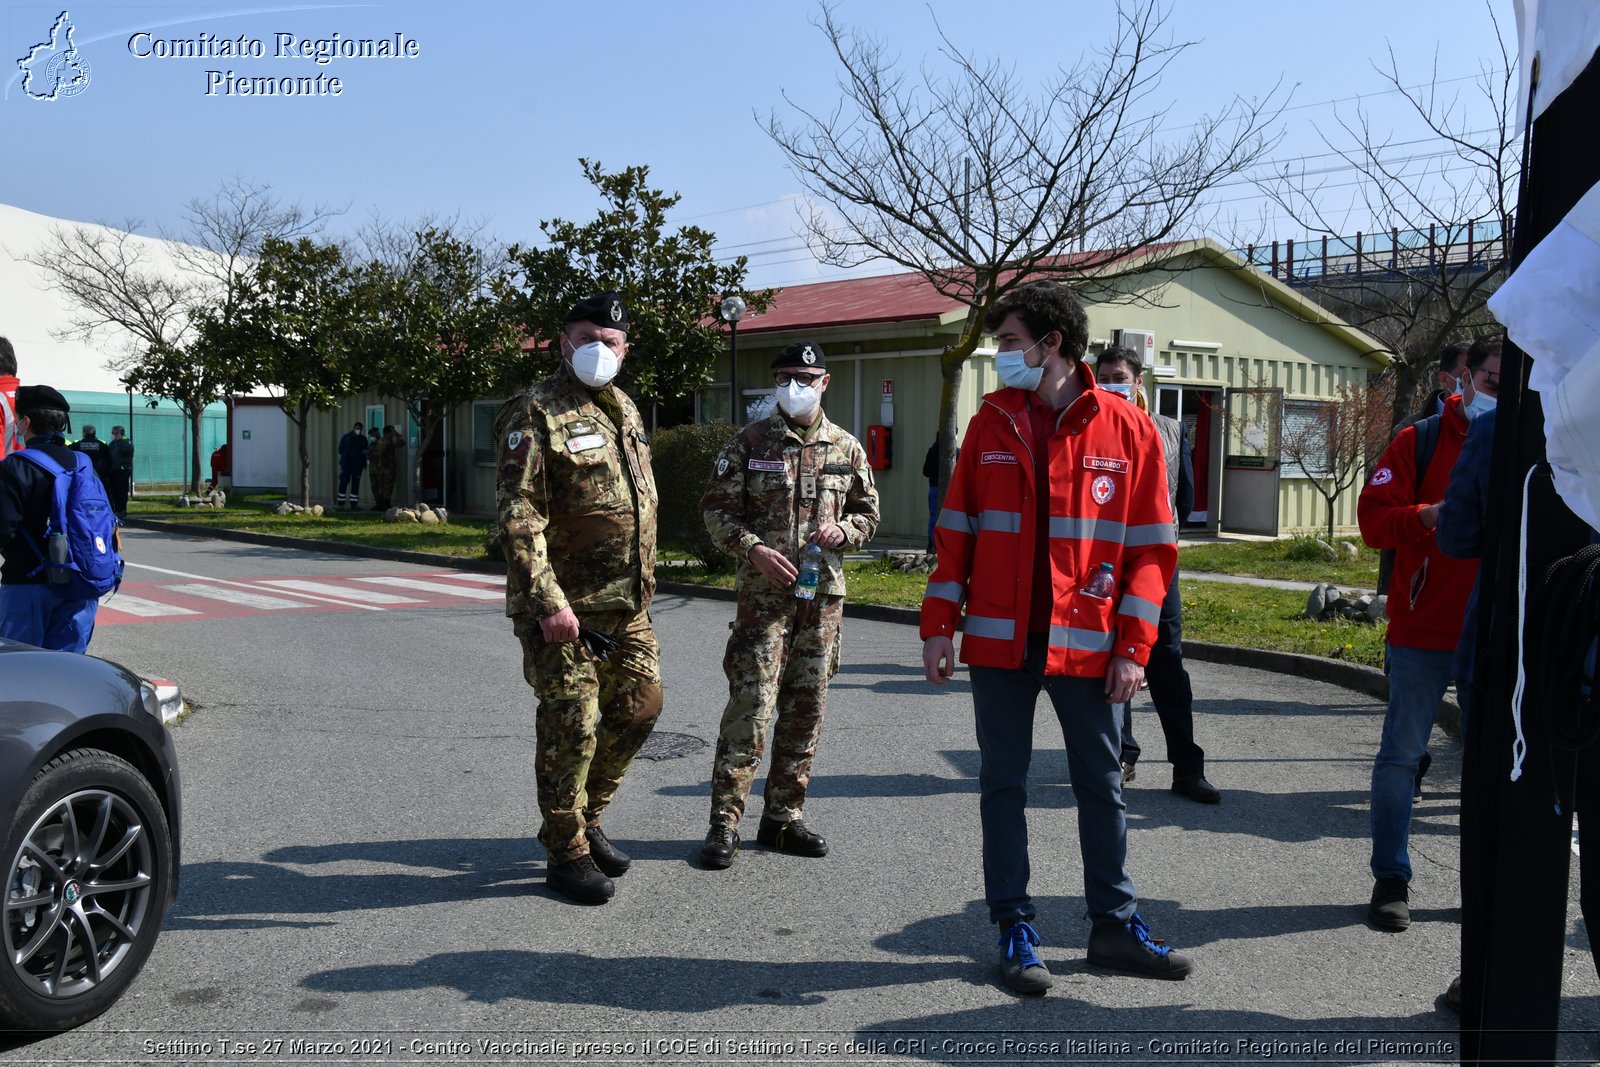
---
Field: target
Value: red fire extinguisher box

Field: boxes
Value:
[866,425,892,470]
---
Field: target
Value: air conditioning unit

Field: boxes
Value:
[1112,328,1156,366]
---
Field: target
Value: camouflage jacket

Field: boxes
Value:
[701,410,879,598]
[495,366,658,619]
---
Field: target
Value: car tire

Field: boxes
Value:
[0,748,174,1032]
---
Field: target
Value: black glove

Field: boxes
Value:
[578,626,620,662]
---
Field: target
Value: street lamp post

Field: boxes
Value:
[720,295,746,424]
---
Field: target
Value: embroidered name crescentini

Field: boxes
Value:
[980,451,1018,465]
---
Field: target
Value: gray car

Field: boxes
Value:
[0,639,182,1032]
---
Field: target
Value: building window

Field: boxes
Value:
[472,401,503,466]
[1280,399,1334,476]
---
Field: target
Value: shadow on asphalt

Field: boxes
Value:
[165,838,543,929]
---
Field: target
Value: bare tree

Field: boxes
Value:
[1280,377,1396,543]
[765,0,1283,487]
[1256,3,1516,427]
[27,179,341,492]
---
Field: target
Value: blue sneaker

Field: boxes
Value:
[997,920,1053,994]
[1087,913,1192,979]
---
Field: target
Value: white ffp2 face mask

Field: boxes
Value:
[568,341,620,389]
[775,381,820,419]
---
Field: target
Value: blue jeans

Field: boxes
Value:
[0,583,98,653]
[970,634,1138,925]
[1370,643,1455,881]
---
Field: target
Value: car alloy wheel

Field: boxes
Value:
[1,750,173,1031]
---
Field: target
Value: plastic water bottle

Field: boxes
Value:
[46,530,70,585]
[1081,561,1115,600]
[795,542,823,601]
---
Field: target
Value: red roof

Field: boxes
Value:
[739,244,1188,336]
[740,271,961,334]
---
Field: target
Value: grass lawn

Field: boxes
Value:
[663,560,1386,666]
[128,502,1387,664]
[128,493,494,558]
[1181,537,1381,588]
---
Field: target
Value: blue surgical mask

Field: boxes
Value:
[1454,381,1498,421]
[994,335,1051,391]
[1099,383,1134,401]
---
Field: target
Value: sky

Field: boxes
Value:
[0,0,1516,290]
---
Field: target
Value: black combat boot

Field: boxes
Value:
[756,815,828,857]
[546,854,614,904]
[585,826,631,877]
[700,825,739,869]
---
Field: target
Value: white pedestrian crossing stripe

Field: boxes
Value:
[258,579,424,605]
[96,570,507,626]
[162,583,307,610]
[99,594,200,618]
[354,576,504,600]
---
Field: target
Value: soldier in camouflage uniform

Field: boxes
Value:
[495,292,662,905]
[697,341,879,869]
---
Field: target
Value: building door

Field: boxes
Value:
[1156,385,1222,528]
[1219,386,1282,536]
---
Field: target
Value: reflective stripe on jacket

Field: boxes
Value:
[919,362,1177,675]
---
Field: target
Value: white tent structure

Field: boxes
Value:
[0,201,149,391]
[0,201,285,487]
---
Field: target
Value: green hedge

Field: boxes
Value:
[653,421,736,571]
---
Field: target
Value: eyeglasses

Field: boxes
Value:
[775,372,824,387]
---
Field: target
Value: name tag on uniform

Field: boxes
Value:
[748,459,786,472]
[1084,456,1128,473]
[567,434,606,453]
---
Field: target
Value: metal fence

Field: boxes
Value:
[1237,218,1510,286]
[62,392,227,484]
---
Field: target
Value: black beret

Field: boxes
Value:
[14,385,69,413]
[772,341,826,370]
[564,292,629,332]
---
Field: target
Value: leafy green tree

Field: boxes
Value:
[122,336,249,496]
[502,159,774,404]
[361,226,524,503]
[206,237,364,506]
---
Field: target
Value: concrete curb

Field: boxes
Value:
[126,517,1447,720]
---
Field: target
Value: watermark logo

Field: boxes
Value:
[18,10,91,101]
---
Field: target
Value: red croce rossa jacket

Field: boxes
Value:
[920,362,1177,676]
[1357,392,1477,651]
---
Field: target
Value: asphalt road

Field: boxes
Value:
[7,527,1598,1065]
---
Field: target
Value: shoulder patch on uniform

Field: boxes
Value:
[748,458,786,472]
[506,430,524,452]
[1372,467,1394,486]
[716,456,730,476]
[1092,474,1117,504]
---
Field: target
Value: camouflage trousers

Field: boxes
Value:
[710,588,844,828]
[513,608,663,864]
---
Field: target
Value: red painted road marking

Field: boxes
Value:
[97,571,506,626]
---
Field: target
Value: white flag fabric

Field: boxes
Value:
[1514,0,1600,132]
[1487,179,1600,532]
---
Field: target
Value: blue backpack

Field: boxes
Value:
[11,449,125,600]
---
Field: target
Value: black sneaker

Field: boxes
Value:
[757,815,828,857]
[584,826,631,877]
[1171,774,1222,804]
[1369,877,1410,930]
[700,825,739,869]
[547,854,614,905]
[997,920,1053,995]
[1087,913,1192,979]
